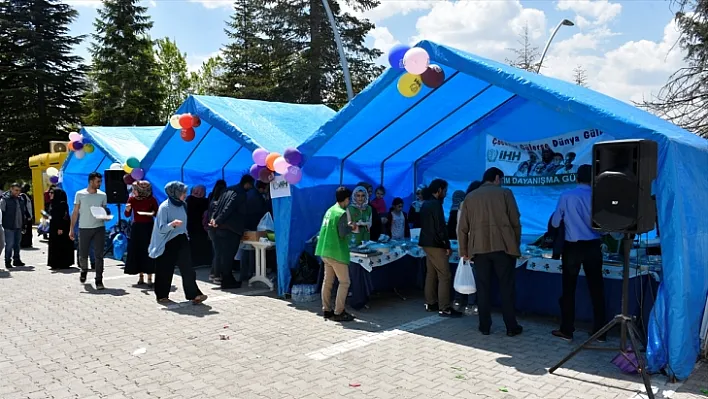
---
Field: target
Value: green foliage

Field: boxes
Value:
[190,55,224,96]
[83,0,165,126]
[0,0,87,183]
[155,37,191,121]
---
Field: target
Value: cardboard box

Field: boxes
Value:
[242,231,267,242]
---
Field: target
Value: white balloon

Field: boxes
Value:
[75,150,85,159]
[403,47,430,75]
[169,114,182,129]
[110,162,122,170]
[46,167,59,177]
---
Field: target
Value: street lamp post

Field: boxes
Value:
[321,0,354,101]
[536,19,575,74]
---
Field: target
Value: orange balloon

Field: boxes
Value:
[265,152,280,171]
[68,142,75,151]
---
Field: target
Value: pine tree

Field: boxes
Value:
[190,55,224,96]
[573,65,588,87]
[0,0,87,183]
[83,0,164,126]
[506,24,540,72]
[155,38,190,121]
[640,0,708,137]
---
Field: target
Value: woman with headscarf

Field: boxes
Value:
[47,188,74,269]
[149,181,207,304]
[447,190,466,240]
[348,186,372,245]
[186,184,211,268]
[206,179,227,282]
[408,184,426,229]
[124,180,159,286]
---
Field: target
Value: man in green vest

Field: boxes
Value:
[316,186,356,322]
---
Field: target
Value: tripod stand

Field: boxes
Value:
[549,234,655,399]
[103,203,126,258]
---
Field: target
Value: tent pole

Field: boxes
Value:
[221,145,243,181]
[321,0,353,101]
[181,126,213,182]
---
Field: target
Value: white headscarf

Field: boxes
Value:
[351,186,369,210]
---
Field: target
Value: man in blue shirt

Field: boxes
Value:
[550,164,606,342]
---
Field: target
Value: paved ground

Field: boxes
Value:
[1,235,706,399]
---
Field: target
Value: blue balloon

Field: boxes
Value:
[388,44,410,71]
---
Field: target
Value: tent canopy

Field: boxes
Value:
[276,41,708,381]
[141,95,335,198]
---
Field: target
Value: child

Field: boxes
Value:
[385,197,410,240]
[370,186,388,226]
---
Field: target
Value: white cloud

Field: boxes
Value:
[557,0,622,26]
[188,0,232,9]
[65,0,102,7]
[187,51,222,73]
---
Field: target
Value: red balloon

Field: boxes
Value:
[421,64,445,89]
[179,114,194,129]
[123,174,135,185]
[192,115,201,127]
[258,167,273,183]
[181,127,195,142]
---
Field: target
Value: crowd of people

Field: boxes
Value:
[316,166,607,343]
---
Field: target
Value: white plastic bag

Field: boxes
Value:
[454,259,477,294]
[257,212,275,232]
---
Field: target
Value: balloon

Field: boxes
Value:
[81,136,91,145]
[388,44,410,71]
[123,174,135,185]
[68,132,81,142]
[181,127,195,142]
[273,156,290,175]
[283,147,303,166]
[258,167,273,183]
[179,114,194,129]
[169,114,181,129]
[126,157,140,169]
[110,162,122,170]
[284,165,302,185]
[397,73,423,98]
[249,164,264,180]
[265,152,280,171]
[131,168,144,180]
[67,142,75,151]
[403,47,430,75]
[49,175,59,184]
[123,163,133,173]
[46,167,59,177]
[72,141,84,151]
[192,115,202,127]
[421,64,445,89]
[252,148,269,166]
[83,143,95,154]
[74,150,85,159]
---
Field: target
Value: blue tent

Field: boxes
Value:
[140,95,335,201]
[275,41,708,380]
[61,126,163,220]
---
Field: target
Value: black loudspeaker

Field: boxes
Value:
[591,139,658,234]
[104,169,128,204]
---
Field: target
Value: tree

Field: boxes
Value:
[640,0,708,137]
[83,0,164,126]
[190,55,224,96]
[0,0,87,183]
[573,65,589,87]
[155,38,190,121]
[506,24,540,72]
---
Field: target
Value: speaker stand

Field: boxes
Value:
[549,234,655,399]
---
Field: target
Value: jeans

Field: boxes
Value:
[4,228,21,263]
[79,227,105,281]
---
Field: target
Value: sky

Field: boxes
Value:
[65,0,685,104]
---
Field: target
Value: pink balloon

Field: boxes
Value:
[252,148,269,166]
[131,168,144,180]
[273,156,290,175]
[68,132,81,142]
[284,165,302,184]
[403,47,430,75]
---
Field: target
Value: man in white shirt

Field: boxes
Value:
[69,172,109,289]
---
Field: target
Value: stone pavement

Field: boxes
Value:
[0,235,705,399]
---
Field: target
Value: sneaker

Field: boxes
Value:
[439,308,463,318]
[552,329,573,342]
[331,311,355,322]
[507,325,523,337]
[96,282,105,290]
[479,327,491,336]
[323,311,334,320]
[5,261,12,269]
[425,303,439,312]
[80,271,87,283]
[12,260,25,267]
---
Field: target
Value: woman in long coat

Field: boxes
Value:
[47,189,74,269]
[123,181,159,286]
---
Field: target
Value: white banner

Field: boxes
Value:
[485,129,610,186]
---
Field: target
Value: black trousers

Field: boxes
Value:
[474,251,518,332]
[559,239,606,335]
[213,230,243,285]
[154,234,203,301]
